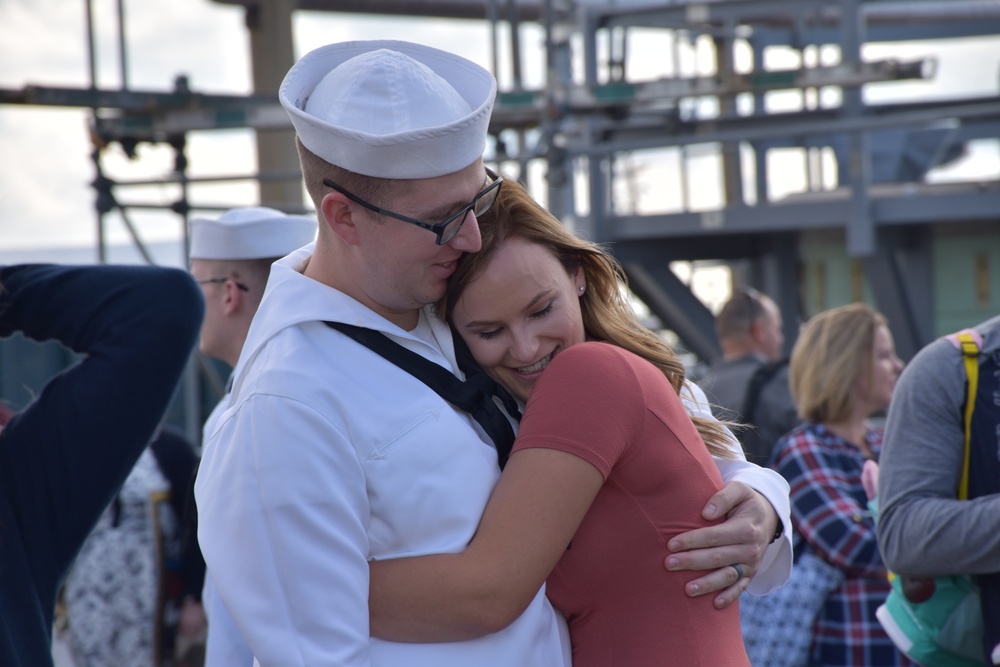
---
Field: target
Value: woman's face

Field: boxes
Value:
[858,324,904,414]
[451,236,587,403]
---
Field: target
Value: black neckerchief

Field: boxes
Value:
[323,321,522,469]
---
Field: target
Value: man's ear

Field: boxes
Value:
[321,193,360,246]
[222,280,243,316]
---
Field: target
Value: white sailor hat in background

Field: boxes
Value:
[189,207,317,261]
[279,40,496,180]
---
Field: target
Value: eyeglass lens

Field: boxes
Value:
[439,177,501,244]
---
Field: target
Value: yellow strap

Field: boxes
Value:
[956,331,978,501]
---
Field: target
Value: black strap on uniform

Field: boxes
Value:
[740,358,788,426]
[323,321,521,469]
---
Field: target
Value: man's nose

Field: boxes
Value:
[448,211,483,253]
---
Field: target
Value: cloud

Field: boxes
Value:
[0,0,92,87]
[0,107,96,250]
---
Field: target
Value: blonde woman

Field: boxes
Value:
[772,304,910,666]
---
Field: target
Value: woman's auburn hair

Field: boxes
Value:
[789,302,887,424]
[441,175,738,459]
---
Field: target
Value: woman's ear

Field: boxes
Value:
[572,266,586,296]
[321,193,360,246]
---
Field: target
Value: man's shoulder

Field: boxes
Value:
[706,354,779,395]
[911,315,1000,370]
[702,354,764,383]
[751,357,789,381]
[976,314,1000,355]
[714,353,767,369]
[903,331,969,382]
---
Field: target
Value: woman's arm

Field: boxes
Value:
[369,446,604,641]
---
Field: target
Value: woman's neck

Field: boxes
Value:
[823,419,873,458]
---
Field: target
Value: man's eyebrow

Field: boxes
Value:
[421,174,491,220]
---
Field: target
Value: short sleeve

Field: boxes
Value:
[514,342,647,478]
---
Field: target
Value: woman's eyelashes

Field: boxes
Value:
[530,302,554,320]
[473,301,555,341]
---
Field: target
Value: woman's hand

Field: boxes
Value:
[664,481,779,608]
[861,459,879,501]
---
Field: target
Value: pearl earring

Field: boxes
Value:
[579,286,585,293]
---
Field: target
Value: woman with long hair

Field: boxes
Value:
[365,178,787,665]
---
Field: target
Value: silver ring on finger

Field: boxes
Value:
[729,563,744,581]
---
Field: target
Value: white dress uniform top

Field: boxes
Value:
[188,205,318,667]
[201,392,256,667]
[196,244,572,666]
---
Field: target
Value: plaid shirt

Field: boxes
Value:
[773,422,913,667]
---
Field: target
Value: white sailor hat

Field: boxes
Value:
[279,40,496,180]
[189,207,316,260]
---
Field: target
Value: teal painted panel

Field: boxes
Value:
[800,229,999,337]
[933,233,1000,337]
[798,233,875,318]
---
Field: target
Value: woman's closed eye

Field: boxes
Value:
[474,303,555,341]
[530,302,554,319]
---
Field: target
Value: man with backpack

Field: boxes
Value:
[700,287,800,465]
[877,316,1000,665]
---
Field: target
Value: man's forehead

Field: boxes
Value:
[394,167,484,217]
[189,257,226,275]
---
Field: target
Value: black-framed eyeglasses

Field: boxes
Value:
[197,277,249,292]
[322,168,503,245]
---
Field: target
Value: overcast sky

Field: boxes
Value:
[0,0,506,262]
[1,0,998,265]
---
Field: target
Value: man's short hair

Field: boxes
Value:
[716,288,768,341]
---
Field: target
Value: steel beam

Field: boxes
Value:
[605,182,1000,242]
[560,99,1000,156]
[621,261,722,361]
[754,233,802,356]
[248,0,301,208]
[211,0,542,20]
[863,228,935,360]
[588,0,1000,33]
